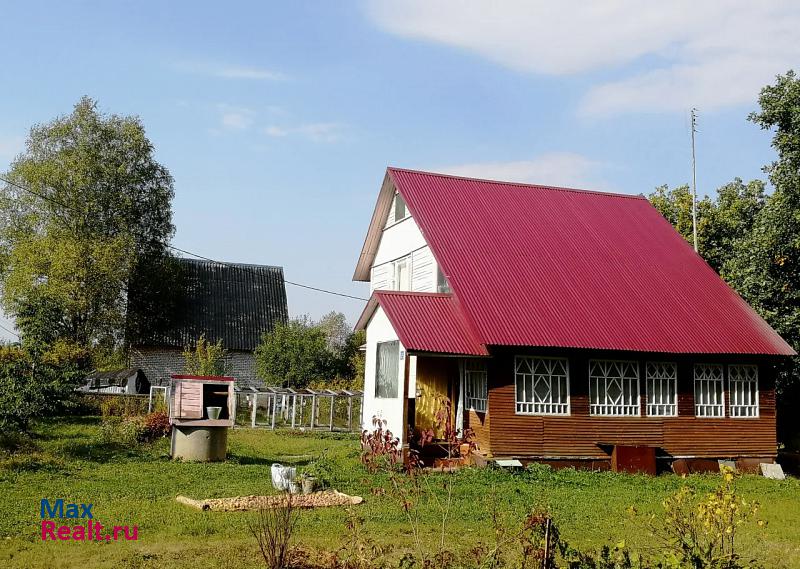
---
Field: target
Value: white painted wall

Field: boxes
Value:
[411,247,436,292]
[374,216,428,266]
[370,214,439,294]
[362,306,416,446]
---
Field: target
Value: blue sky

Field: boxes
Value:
[0,1,798,340]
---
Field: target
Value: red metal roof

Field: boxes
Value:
[356,291,488,356]
[382,168,794,356]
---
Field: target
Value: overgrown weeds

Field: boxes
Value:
[248,491,299,569]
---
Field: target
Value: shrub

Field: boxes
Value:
[142,411,171,442]
[184,334,227,376]
[248,492,298,569]
[99,416,141,446]
[302,450,335,489]
[642,467,765,568]
[360,417,402,473]
[98,395,149,418]
[0,344,83,433]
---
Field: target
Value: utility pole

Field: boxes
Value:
[690,108,699,253]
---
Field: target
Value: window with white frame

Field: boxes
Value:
[375,341,399,398]
[589,360,640,416]
[646,362,677,416]
[729,364,759,417]
[392,256,411,291]
[515,356,569,415]
[694,363,724,417]
[464,359,488,412]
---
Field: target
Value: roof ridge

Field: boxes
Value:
[177,257,284,271]
[387,166,647,201]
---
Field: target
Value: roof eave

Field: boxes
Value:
[353,171,396,281]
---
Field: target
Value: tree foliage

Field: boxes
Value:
[183,334,227,377]
[725,71,800,446]
[255,317,332,388]
[0,97,175,357]
[0,344,83,434]
[648,179,766,274]
[725,70,800,353]
[650,71,800,447]
[255,313,364,389]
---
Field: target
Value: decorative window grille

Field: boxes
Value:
[646,362,678,416]
[694,363,724,417]
[515,356,569,415]
[729,364,759,418]
[464,360,488,412]
[589,360,640,416]
[375,341,399,398]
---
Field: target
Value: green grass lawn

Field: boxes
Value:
[1,417,799,569]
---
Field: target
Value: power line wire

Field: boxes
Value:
[0,321,19,339]
[0,175,368,302]
[168,246,368,301]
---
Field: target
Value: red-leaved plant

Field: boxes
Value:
[360,417,403,473]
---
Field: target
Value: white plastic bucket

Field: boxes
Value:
[206,406,222,420]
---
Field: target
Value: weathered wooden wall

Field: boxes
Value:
[481,348,778,461]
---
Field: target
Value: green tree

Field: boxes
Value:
[724,71,800,446]
[0,343,84,435]
[0,97,175,359]
[255,317,333,388]
[648,180,765,274]
[317,311,366,387]
[318,311,351,353]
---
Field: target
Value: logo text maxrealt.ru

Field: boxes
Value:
[40,499,138,542]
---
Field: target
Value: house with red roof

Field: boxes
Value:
[354,167,795,472]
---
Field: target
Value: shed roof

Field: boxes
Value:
[356,291,487,356]
[133,258,288,352]
[355,168,794,356]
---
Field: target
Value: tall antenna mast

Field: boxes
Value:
[690,108,699,253]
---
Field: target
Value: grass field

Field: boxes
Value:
[1,417,799,569]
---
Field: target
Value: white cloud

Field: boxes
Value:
[264,122,345,143]
[175,61,286,81]
[437,152,606,190]
[217,104,255,130]
[367,0,800,116]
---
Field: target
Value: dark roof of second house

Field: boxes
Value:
[133,258,289,351]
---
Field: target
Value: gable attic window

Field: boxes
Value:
[515,356,569,415]
[729,364,759,417]
[394,192,408,222]
[646,362,677,416]
[375,341,400,398]
[464,359,488,412]
[694,363,724,417]
[589,360,640,416]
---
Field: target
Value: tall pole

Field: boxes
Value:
[690,108,699,253]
